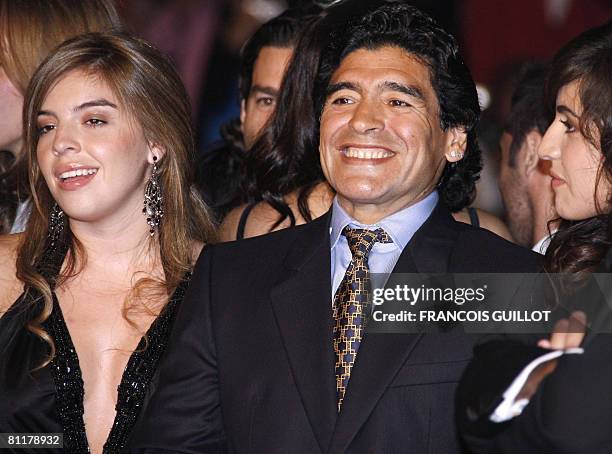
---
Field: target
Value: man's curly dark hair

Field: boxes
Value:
[314,0,482,211]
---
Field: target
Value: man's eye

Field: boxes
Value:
[38,124,55,135]
[560,119,576,133]
[389,99,410,107]
[331,97,353,105]
[86,118,106,127]
[256,97,275,106]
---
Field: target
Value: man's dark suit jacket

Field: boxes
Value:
[130,202,539,453]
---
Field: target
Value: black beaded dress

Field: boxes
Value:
[0,238,190,453]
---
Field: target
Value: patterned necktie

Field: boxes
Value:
[334,227,392,411]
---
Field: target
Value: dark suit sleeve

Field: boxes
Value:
[458,334,612,453]
[129,246,227,453]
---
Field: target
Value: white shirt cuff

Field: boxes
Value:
[490,347,584,423]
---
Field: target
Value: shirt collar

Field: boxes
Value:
[329,191,439,250]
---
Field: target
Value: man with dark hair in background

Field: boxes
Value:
[133,2,538,452]
[498,62,557,252]
[195,7,320,221]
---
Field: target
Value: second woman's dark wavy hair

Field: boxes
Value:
[244,13,326,227]
[544,21,612,276]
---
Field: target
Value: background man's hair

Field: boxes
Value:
[239,6,321,101]
[503,61,550,167]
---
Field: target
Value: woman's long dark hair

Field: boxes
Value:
[544,21,612,276]
[244,14,326,228]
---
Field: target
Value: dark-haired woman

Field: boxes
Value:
[219,10,512,243]
[457,20,612,454]
[0,32,215,453]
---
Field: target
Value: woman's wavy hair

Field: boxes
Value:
[244,12,326,227]
[0,0,122,233]
[12,31,215,365]
[314,0,482,212]
[544,21,612,276]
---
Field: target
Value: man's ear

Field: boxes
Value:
[147,142,166,165]
[240,99,246,132]
[523,130,542,176]
[444,127,468,163]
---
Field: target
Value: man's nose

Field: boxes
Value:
[348,99,384,134]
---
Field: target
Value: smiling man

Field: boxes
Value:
[319,46,464,223]
[132,2,539,453]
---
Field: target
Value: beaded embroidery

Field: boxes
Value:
[46,276,189,453]
[46,297,89,453]
[104,276,190,452]
[38,236,190,453]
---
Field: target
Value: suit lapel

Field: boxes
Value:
[328,202,459,454]
[402,201,459,274]
[270,212,337,452]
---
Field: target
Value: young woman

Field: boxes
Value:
[458,20,612,453]
[0,0,121,234]
[0,32,215,453]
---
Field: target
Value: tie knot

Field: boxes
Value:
[342,227,392,259]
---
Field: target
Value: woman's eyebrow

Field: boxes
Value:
[73,98,118,112]
[557,105,579,118]
[37,99,118,117]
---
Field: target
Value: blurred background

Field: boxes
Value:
[117,0,612,215]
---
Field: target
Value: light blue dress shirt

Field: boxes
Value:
[329,191,439,296]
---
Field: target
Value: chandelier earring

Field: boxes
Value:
[143,156,164,236]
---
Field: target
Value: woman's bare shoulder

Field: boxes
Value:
[235,203,293,240]
[0,233,24,314]
[218,183,334,242]
[218,201,300,241]
[474,208,513,241]
[218,204,248,242]
[453,208,513,242]
[288,182,334,219]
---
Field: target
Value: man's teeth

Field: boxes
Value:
[59,168,98,179]
[343,148,394,159]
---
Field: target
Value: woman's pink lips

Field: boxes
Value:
[57,173,96,191]
[549,170,566,188]
[551,177,565,188]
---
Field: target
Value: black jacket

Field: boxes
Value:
[457,252,612,454]
[130,202,539,453]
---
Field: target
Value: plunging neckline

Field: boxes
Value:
[45,275,190,453]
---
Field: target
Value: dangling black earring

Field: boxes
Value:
[48,202,66,249]
[143,156,163,236]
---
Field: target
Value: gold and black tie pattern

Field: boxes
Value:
[333,227,392,411]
